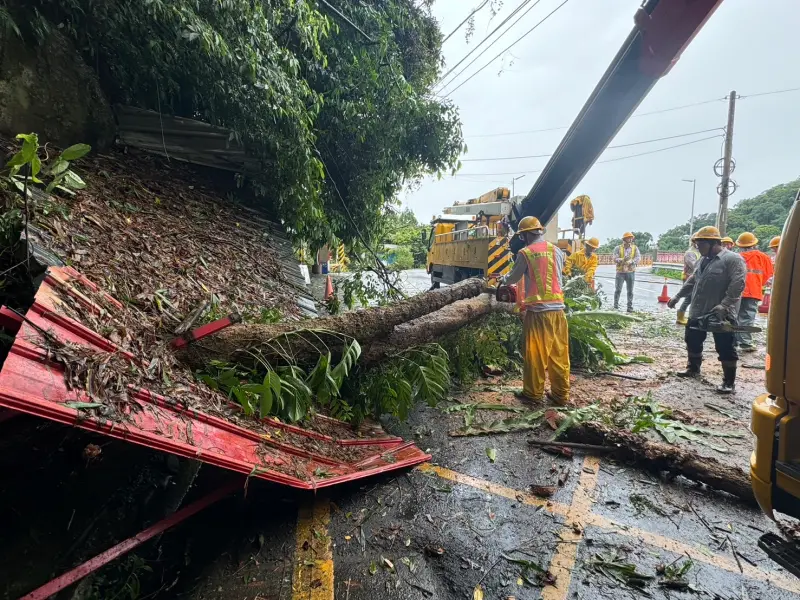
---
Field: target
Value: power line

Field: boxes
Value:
[454,134,722,176]
[464,85,800,139]
[444,0,570,98]
[739,85,800,99]
[435,0,537,90]
[442,1,490,44]
[460,128,722,161]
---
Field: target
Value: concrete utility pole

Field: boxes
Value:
[716,91,737,236]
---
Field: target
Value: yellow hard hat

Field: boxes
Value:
[622,232,634,240]
[720,236,734,245]
[584,237,600,249]
[693,225,722,241]
[769,236,781,249]
[516,216,544,234]
[735,232,758,248]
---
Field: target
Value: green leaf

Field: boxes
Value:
[63,170,86,190]
[486,447,497,462]
[60,143,92,161]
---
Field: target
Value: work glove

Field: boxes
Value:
[712,304,727,318]
[666,297,679,309]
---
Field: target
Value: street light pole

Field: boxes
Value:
[682,178,696,242]
[512,174,526,197]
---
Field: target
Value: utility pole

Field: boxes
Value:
[682,178,696,242]
[512,174,526,197]
[716,91,737,236]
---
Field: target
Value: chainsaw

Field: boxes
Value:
[688,312,761,334]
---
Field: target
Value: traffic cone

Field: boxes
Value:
[324,275,334,301]
[657,278,670,303]
[759,288,771,314]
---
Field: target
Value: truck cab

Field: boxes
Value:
[751,188,800,574]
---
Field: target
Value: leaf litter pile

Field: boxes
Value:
[30,143,307,338]
[8,141,384,472]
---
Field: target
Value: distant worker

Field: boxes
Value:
[766,235,781,287]
[676,239,700,325]
[564,237,599,287]
[734,232,773,352]
[667,226,746,394]
[500,216,569,405]
[769,236,781,262]
[721,236,735,251]
[613,232,639,313]
[570,195,594,237]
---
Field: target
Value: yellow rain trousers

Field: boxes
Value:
[522,310,570,404]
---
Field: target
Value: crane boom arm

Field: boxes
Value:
[517,0,725,229]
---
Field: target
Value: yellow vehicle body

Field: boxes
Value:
[751,189,800,521]
[427,223,512,285]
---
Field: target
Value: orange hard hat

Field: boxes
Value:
[769,236,781,249]
[735,232,758,248]
[693,226,722,241]
[584,237,600,249]
[622,232,634,240]
[516,216,544,234]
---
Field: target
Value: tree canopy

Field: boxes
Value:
[656,178,799,251]
[10,0,463,247]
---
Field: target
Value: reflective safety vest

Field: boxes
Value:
[741,249,774,300]
[519,241,564,307]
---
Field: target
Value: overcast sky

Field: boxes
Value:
[401,0,800,244]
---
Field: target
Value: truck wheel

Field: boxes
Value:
[430,272,440,290]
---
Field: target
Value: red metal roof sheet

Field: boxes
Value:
[0,267,429,489]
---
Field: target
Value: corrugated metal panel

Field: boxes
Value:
[115,105,261,173]
[0,267,430,489]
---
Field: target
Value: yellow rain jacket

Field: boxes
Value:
[563,251,598,284]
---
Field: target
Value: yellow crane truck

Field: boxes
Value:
[751,188,800,573]
[425,187,561,287]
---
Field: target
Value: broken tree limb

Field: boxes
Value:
[180,278,486,369]
[527,439,614,453]
[565,422,756,505]
[360,294,513,367]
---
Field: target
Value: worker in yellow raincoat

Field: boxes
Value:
[564,237,599,287]
[500,216,570,405]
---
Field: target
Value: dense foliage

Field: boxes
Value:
[382,207,429,268]
[656,178,799,251]
[7,0,464,246]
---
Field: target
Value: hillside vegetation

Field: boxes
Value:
[2,0,463,249]
[656,178,798,251]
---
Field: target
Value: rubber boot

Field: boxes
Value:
[676,356,702,378]
[716,363,736,394]
[676,311,688,325]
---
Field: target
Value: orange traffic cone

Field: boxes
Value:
[657,278,670,303]
[759,288,771,314]
[324,275,334,301]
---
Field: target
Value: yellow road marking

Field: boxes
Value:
[418,463,569,516]
[586,513,800,595]
[420,462,800,595]
[293,497,334,600]
[542,456,600,600]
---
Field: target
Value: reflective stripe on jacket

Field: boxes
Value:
[740,249,774,300]
[520,241,564,306]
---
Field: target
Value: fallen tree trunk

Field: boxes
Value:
[565,421,756,505]
[360,295,512,366]
[181,278,486,369]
